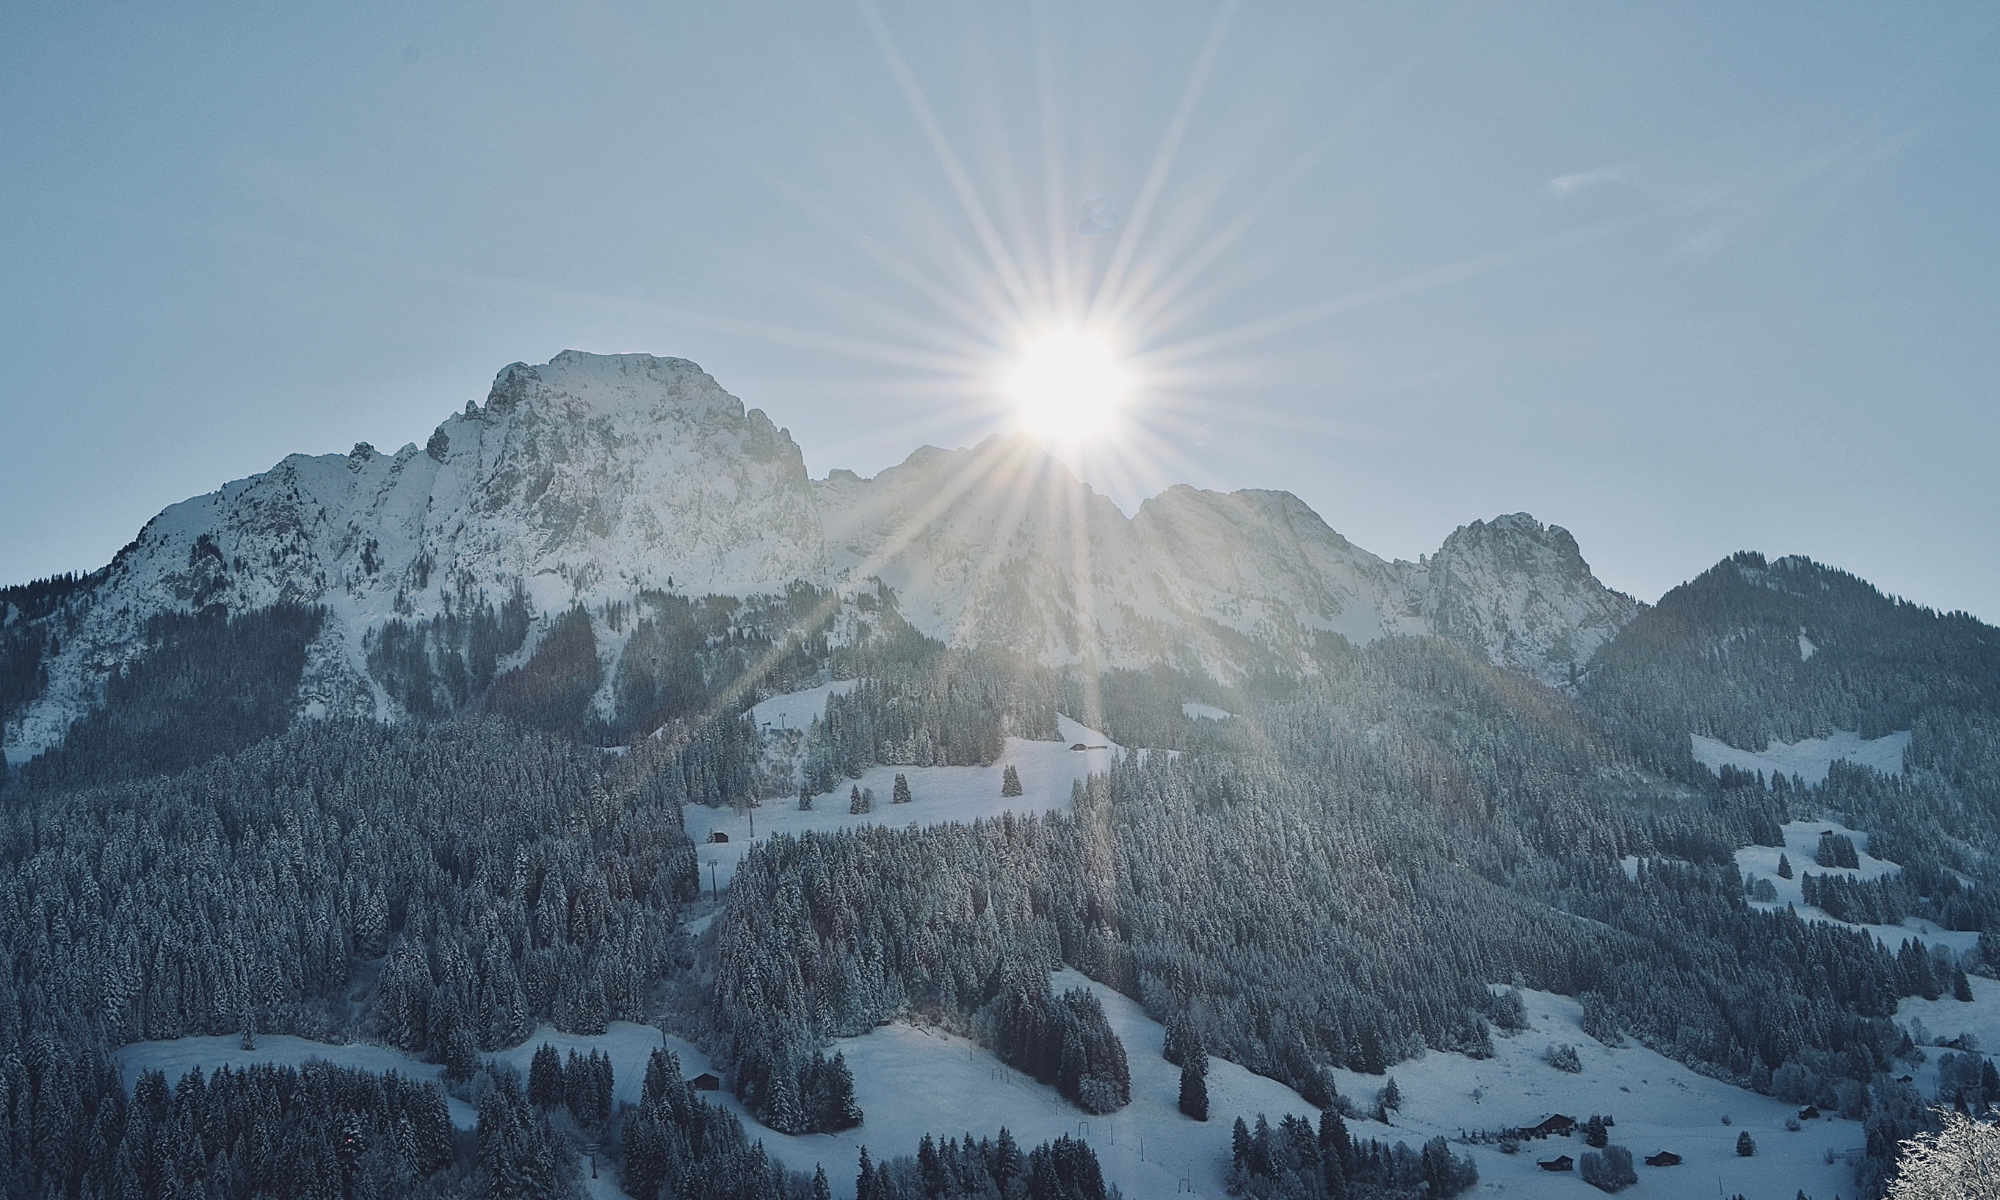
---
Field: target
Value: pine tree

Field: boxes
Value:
[1001,765,1023,798]
[893,773,911,803]
[850,785,870,815]
[1736,1130,1756,1156]
[1163,1009,1202,1066]
[1232,1117,1252,1172]
[1776,853,1793,879]
[799,781,813,811]
[1954,966,1975,1002]
[1381,1077,1401,1111]
[528,1044,563,1109]
[1179,1056,1209,1120]
[1584,1114,1608,1147]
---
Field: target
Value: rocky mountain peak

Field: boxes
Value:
[3,354,1644,761]
[1419,512,1641,685]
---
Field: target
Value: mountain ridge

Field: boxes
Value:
[1,350,1638,763]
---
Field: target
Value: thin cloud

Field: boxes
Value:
[1548,166,1627,195]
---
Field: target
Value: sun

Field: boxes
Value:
[1001,328,1134,442]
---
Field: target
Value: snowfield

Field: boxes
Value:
[571,970,1327,1200]
[680,715,1125,890]
[1734,821,1981,955]
[1691,729,1910,788]
[1181,701,1231,721]
[748,679,859,733]
[1320,988,1863,1200]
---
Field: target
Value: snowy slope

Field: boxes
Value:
[5,352,1639,762]
[521,972,1324,1200]
[1734,821,1981,955]
[1323,988,1865,1200]
[682,714,1124,891]
[1691,729,1911,788]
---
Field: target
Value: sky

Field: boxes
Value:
[3,1,1996,619]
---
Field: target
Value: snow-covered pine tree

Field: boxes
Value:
[1179,1055,1209,1120]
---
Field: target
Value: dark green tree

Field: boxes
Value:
[1179,1056,1209,1121]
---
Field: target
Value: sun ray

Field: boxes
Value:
[1089,0,1238,329]
[858,0,1039,324]
[1137,218,1636,370]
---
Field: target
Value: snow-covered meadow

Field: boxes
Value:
[1690,728,1910,788]
[681,712,1128,890]
[1318,988,1864,1199]
[1729,820,1982,955]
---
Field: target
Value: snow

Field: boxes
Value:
[1691,729,1910,788]
[1734,821,1981,955]
[749,679,859,732]
[113,1034,479,1129]
[1897,971,2000,1064]
[1316,988,1863,1200]
[1799,629,1818,661]
[681,715,1125,891]
[1181,701,1231,721]
[629,971,1322,1200]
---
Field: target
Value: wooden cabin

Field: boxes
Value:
[1526,1114,1577,1138]
[689,1072,721,1091]
[1798,1105,1820,1120]
[1644,1150,1682,1167]
[1538,1155,1574,1172]
[708,830,729,843]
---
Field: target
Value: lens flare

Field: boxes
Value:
[1002,329,1133,442]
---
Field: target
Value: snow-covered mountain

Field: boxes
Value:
[2,351,1637,761]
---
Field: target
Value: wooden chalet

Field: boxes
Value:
[1798,1105,1820,1120]
[689,1072,721,1091]
[1644,1150,1682,1167]
[1538,1155,1574,1172]
[1525,1114,1577,1138]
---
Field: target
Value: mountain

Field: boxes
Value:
[1,350,1634,764]
[8,353,2000,1200]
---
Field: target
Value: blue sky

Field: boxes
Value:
[3,2,1995,618]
